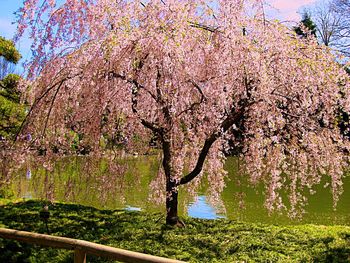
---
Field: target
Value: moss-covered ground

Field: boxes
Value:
[0,200,349,262]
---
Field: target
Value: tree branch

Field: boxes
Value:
[271,90,302,106]
[107,71,158,102]
[107,70,166,135]
[179,106,247,185]
[155,67,172,128]
[112,71,163,135]
[130,80,163,135]
[188,21,221,33]
[176,80,206,118]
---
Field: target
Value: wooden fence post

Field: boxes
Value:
[74,248,86,263]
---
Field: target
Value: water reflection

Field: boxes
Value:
[6,156,350,225]
[187,195,225,219]
[125,205,142,211]
[26,169,31,180]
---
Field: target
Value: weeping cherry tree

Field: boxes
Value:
[14,0,350,225]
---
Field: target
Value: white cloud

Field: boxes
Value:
[267,0,317,21]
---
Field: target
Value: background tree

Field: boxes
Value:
[330,0,350,56]
[0,36,21,79]
[307,0,350,57]
[294,12,317,38]
[14,0,350,225]
[303,1,350,140]
[0,36,24,140]
[313,1,341,47]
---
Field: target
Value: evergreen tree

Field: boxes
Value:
[294,12,317,38]
[0,36,25,140]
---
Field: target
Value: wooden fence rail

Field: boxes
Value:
[0,228,186,263]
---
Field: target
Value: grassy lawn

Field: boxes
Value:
[0,200,349,262]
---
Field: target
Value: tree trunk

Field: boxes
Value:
[162,138,184,226]
[166,177,179,225]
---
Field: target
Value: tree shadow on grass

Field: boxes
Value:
[311,233,350,263]
[0,200,349,263]
[0,200,149,263]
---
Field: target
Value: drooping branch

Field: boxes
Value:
[42,80,64,137]
[141,0,218,32]
[14,70,77,141]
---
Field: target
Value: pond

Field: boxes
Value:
[5,155,350,225]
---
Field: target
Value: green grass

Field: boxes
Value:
[0,200,349,262]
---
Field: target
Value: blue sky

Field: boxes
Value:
[0,0,21,39]
[0,0,32,73]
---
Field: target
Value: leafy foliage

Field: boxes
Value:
[0,200,349,263]
[0,74,21,103]
[0,96,25,139]
[0,36,25,140]
[0,37,21,64]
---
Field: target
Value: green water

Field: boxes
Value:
[6,155,350,225]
